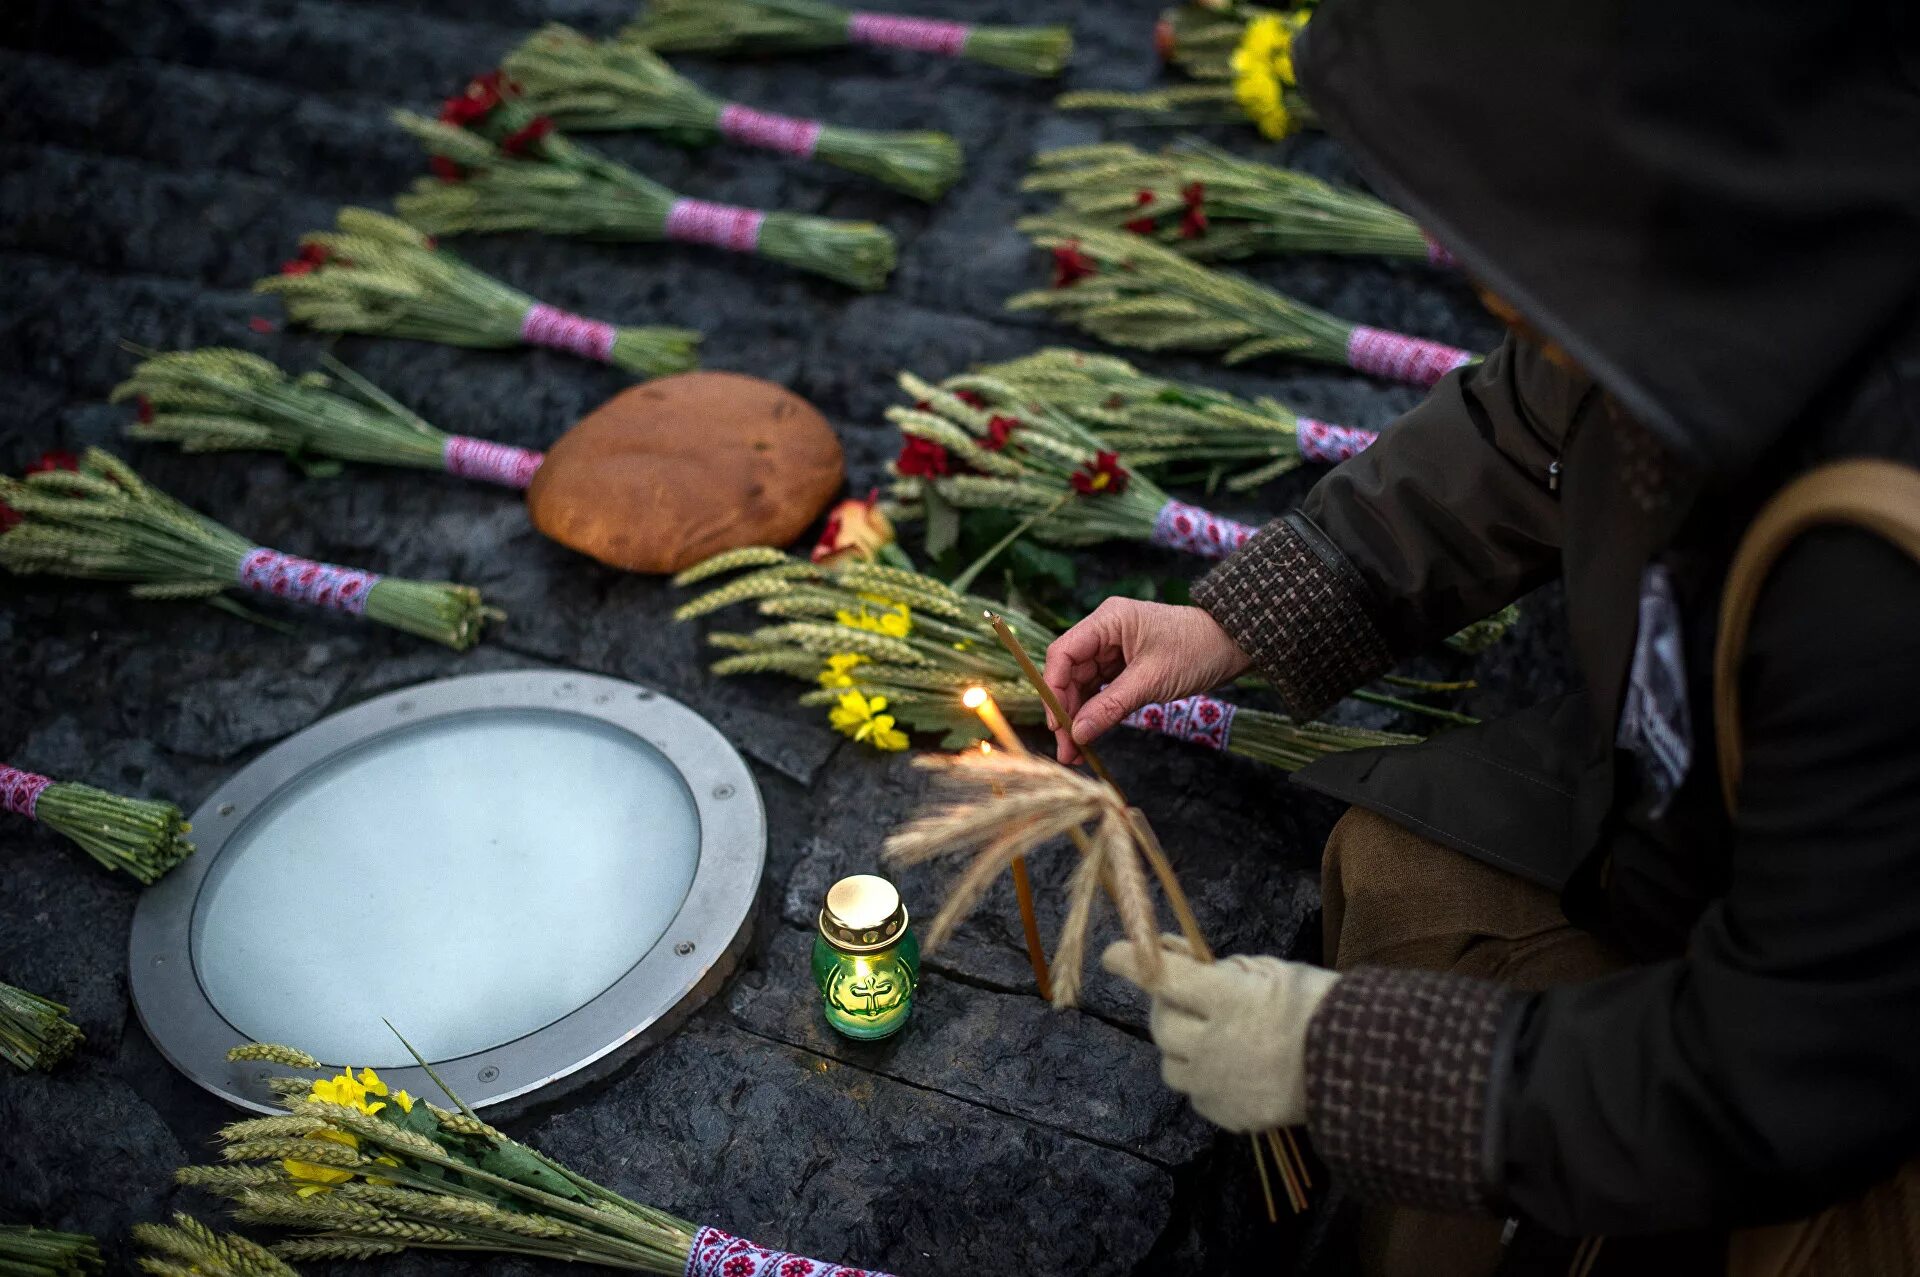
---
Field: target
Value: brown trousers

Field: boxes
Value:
[1321,806,1920,1277]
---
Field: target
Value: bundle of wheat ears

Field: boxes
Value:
[176,1042,893,1275]
[884,744,1316,1215]
[504,25,964,200]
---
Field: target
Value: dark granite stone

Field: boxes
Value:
[527,1015,1176,1276]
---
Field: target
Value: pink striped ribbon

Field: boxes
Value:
[1421,231,1456,268]
[684,1226,895,1277]
[664,199,767,253]
[846,12,971,56]
[1343,326,1476,388]
[1296,418,1378,464]
[0,764,53,819]
[237,548,380,615]
[519,303,618,363]
[1124,694,1238,753]
[442,436,544,489]
[717,104,823,158]
[1149,499,1256,559]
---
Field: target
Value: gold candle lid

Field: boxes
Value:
[819,874,909,953]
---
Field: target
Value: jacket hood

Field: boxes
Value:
[1297,0,1920,474]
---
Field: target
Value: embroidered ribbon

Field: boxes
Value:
[684,1225,894,1277]
[717,104,823,158]
[1149,499,1256,559]
[1295,418,1378,465]
[846,12,971,56]
[0,765,53,819]
[664,199,767,253]
[1421,231,1456,268]
[1123,695,1238,753]
[237,548,380,615]
[1343,326,1475,388]
[442,436,545,489]
[519,303,618,363]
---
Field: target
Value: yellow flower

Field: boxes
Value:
[828,690,910,751]
[392,1089,415,1113]
[818,653,868,689]
[285,1068,413,1194]
[284,1127,359,1195]
[835,597,912,638]
[308,1071,384,1116]
[1230,13,1308,140]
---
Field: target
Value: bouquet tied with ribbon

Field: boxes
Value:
[178,1042,898,1275]
[623,0,1072,77]
[394,77,896,292]
[673,546,1414,765]
[1,758,192,883]
[255,208,699,377]
[1024,140,1453,266]
[0,448,496,650]
[976,347,1378,490]
[504,25,963,200]
[121,349,546,492]
[1011,222,1478,384]
[884,367,1272,559]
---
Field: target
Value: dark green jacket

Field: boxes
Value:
[1191,0,1920,1242]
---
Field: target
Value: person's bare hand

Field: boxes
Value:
[1041,599,1252,764]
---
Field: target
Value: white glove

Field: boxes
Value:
[1102,934,1339,1132]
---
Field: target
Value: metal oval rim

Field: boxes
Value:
[129,670,765,1116]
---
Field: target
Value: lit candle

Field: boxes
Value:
[962,696,1053,1000]
[812,874,919,1040]
[962,685,1026,755]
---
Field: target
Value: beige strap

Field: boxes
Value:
[1715,460,1920,815]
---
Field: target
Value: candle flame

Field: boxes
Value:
[962,686,988,709]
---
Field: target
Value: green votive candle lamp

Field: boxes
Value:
[812,874,919,1040]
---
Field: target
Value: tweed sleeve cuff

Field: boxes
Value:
[1190,512,1394,717]
[1304,966,1517,1213]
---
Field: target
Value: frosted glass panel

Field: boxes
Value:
[193,709,701,1067]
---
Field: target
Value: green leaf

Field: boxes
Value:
[478,1141,595,1205]
[1006,539,1076,593]
[923,485,960,559]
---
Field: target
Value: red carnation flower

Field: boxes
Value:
[1052,241,1098,288]
[1179,181,1209,239]
[955,390,985,408]
[248,316,278,334]
[279,258,316,276]
[298,242,330,264]
[984,415,1019,451]
[894,437,954,479]
[1125,189,1158,235]
[27,450,79,474]
[136,396,154,424]
[1070,450,1130,496]
[0,500,19,533]
[500,115,554,156]
[430,155,466,183]
[1154,15,1177,61]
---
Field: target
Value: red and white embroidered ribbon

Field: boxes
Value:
[1295,418,1378,465]
[846,12,971,56]
[1150,499,1256,559]
[684,1225,894,1277]
[0,764,53,819]
[1123,694,1238,753]
[1343,326,1475,388]
[237,548,380,615]
[442,437,544,489]
[520,303,618,363]
[664,199,767,253]
[1421,231,1456,268]
[717,104,823,158]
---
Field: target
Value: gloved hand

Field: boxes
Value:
[1102,935,1340,1132]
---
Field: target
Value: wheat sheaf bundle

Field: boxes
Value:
[884,748,1165,1009]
